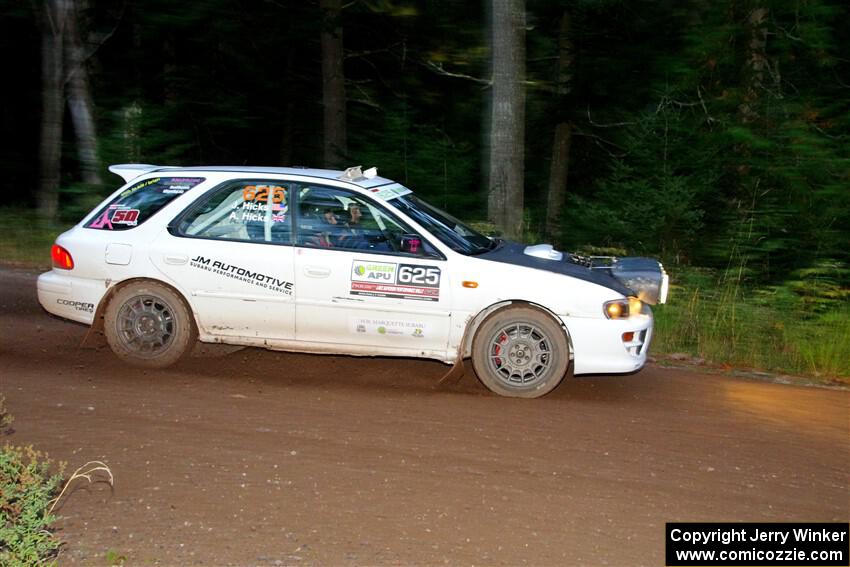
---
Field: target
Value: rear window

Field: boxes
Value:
[85,177,205,231]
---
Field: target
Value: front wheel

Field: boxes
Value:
[471,306,569,398]
[103,281,197,368]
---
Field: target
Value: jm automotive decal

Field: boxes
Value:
[190,255,294,295]
[350,260,441,301]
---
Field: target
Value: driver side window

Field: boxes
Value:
[295,184,437,257]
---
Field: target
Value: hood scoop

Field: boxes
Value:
[523,243,563,261]
[522,243,669,305]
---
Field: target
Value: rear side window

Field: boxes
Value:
[85,177,205,231]
[174,180,293,245]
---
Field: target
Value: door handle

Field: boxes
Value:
[304,265,331,278]
[164,254,188,265]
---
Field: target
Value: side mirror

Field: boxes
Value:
[399,234,423,254]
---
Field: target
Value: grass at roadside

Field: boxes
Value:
[652,267,850,385]
[0,208,72,269]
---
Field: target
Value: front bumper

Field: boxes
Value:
[562,312,653,375]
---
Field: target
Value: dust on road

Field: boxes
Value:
[2,267,848,565]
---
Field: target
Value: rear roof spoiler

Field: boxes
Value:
[108,164,180,183]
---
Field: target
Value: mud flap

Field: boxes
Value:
[80,328,107,349]
[436,320,473,388]
[80,313,107,349]
[437,356,468,387]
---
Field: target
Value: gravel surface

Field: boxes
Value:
[2,267,848,565]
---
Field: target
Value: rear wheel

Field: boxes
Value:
[471,306,569,398]
[104,281,196,368]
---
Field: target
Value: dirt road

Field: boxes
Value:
[1,267,848,566]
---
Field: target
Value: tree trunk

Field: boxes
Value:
[65,0,101,186]
[121,102,143,163]
[738,7,769,123]
[487,0,526,240]
[280,50,295,166]
[544,10,575,243]
[546,123,572,242]
[38,0,70,219]
[320,0,347,169]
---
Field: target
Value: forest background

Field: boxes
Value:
[1,0,848,381]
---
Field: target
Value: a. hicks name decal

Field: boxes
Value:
[350,260,441,301]
[190,255,293,295]
[228,185,289,223]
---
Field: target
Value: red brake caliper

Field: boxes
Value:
[493,332,508,366]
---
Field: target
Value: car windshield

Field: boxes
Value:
[390,193,493,255]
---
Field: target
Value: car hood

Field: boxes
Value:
[477,240,634,297]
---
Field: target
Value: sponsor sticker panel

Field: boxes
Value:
[190,255,294,295]
[87,177,205,231]
[350,317,430,339]
[57,298,95,313]
[350,260,441,302]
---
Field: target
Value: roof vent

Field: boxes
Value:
[338,166,378,181]
[339,166,363,181]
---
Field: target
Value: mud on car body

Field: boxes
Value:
[38,164,669,398]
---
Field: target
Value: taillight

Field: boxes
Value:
[51,244,74,270]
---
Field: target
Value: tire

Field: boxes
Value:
[104,281,197,369]
[471,306,569,398]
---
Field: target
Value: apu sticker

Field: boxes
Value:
[350,260,440,301]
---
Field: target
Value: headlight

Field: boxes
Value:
[603,297,643,319]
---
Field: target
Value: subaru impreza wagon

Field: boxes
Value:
[38,164,668,398]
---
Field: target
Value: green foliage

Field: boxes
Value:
[0,444,65,566]
[104,548,128,565]
[0,396,12,435]
[0,208,73,268]
[652,266,850,381]
[349,101,481,216]
[58,183,110,225]
[561,104,714,259]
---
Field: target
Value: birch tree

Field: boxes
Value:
[37,0,104,219]
[37,0,70,219]
[65,0,101,186]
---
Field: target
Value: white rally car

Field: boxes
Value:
[38,164,668,398]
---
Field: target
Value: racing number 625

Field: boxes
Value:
[398,266,440,286]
